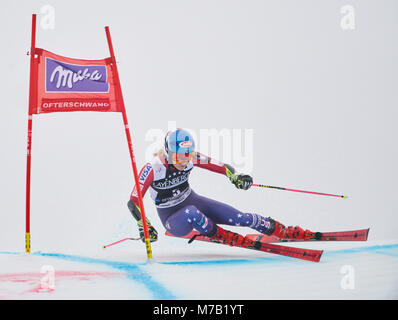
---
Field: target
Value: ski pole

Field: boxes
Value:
[102,237,141,249]
[252,184,347,199]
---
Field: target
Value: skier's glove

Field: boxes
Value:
[225,165,253,190]
[137,218,158,243]
[230,173,253,190]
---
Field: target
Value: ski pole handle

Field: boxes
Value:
[252,184,347,199]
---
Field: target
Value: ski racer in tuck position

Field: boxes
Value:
[127,128,321,248]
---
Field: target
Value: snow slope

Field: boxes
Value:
[1,238,397,300]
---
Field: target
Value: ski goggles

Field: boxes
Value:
[171,151,195,164]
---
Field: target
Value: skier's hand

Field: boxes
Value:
[137,218,158,243]
[229,173,253,190]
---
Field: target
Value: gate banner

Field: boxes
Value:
[30,48,122,114]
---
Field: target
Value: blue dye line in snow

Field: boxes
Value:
[324,243,398,258]
[160,256,288,266]
[1,243,398,297]
[30,252,176,300]
[160,243,398,266]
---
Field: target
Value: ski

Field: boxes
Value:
[165,231,323,262]
[245,228,370,244]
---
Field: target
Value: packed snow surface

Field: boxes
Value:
[1,238,397,300]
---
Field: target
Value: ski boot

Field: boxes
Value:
[189,225,254,247]
[268,219,321,241]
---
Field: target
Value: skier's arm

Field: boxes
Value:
[128,163,158,242]
[193,152,253,190]
[193,152,227,174]
[127,200,158,243]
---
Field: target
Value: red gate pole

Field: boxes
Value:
[26,14,37,253]
[104,26,153,261]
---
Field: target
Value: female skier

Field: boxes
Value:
[127,128,319,247]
